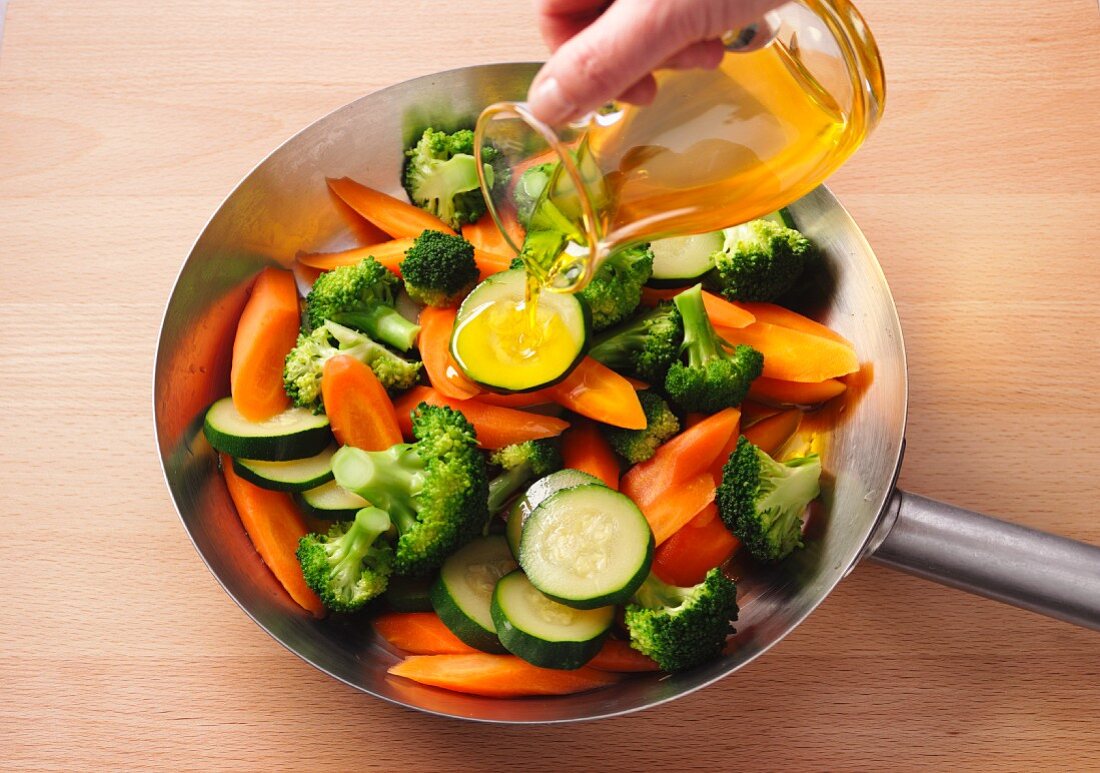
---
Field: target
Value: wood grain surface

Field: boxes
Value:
[2,1,1099,770]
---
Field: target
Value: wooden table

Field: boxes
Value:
[3,1,1098,769]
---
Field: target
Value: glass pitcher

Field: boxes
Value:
[474,0,885,292]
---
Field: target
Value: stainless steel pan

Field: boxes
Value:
[154,63,1100,723]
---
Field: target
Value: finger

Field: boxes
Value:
[617,74,658,106]
[537,0,610,51]
[529,0,779,124]
[660,38,726,71]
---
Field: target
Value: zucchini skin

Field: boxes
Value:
[203,398,332,461]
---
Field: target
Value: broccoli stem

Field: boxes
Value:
[331,445,422,529]
[330,307,420,352]
[673,285,722,367]
[330,507,391,585]
[589,324,649,370]
[487,463,533,514]
[632,572,693,610]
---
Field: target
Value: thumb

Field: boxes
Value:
[528,0,778,125]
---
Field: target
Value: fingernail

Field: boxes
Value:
[528,76,576,126]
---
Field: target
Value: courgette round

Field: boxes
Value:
[203,397,332,461]
[519,483,653,609]
[450,269,589,393]
[295,480,369,520]
[430,536,518,653]
[505,468,602,558]
[491,570,613,670]
[232,445,336,492]
[647,231,724,288]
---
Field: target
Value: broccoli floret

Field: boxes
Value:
[513,163,554,228]
[331,404,489,575]
[588,301,683,383]
[403,128,504,229]
[603,391,680,464]
[624,568,739,672]
[306,257,420,352]
[487,439,563,514]
[709,219,816,302]
[399,230,479,308]
[296,507,394,612]
[283,321,421,412]
[716,436,821,562]
[663,284,763,412]
[579,243,654,331]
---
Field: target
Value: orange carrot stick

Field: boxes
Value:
[734,301,854,347]
[373,612,478,655]
[701,291,755,328]
[417,307,481,400]
[717,322,859,382]
[638,472,717,545]
[621,408,740,509]
[742,408,803,457]
[297,238,415,273]
[740,399,781,425]
[327,177,456,237]
[388,654,620,697]
[230,267,300,421]
[587,639,661,672]
[708,413,742,483]
[562,418,620,490]
[473,249,514,280]
[476,389,555,408]
[321,355,402,451]
[463,213,523,258]
[748,376,847,407]
[221,455,325,617]
[652,503,740,586]
[549,357,646,430]
[393,386,570,449]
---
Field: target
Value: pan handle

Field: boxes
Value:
[866,490,1100,630]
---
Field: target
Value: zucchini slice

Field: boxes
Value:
[232,445,336,492]
[491,570,613,670]
[506,468,602,557]
[648,230,724,288]
[519,483,653,609]
[430,536,518,653]
[203,397,331,461]
[760,208,797,228]
[450,269,589,393]
[295,480,369,520]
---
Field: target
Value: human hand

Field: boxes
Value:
[528,0,784,125]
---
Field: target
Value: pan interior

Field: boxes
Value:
[154,63,907,723]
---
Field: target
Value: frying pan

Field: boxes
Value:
[153,63,1100,723]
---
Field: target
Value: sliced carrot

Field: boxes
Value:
[327,177,456,237]
[549,357,646,430]
[221,454,325,617]
[296,238,415,273]
[701,290,755,328]
[291,259,323,291]
[373,612,478,655]
[473,248,514,280]
[709,414,742,483]
[388,654,619,697]
[653,503,740,586]
[587,639,661,672]
[476,389,554,408]
[638,472,717,545]
[329,183,391,246]
[623,376,650,390]
[734,301,854,347]
[417,307,481,400]
[748,376,847,407]
[463,213,523,258]
[393,386,570,449]
[321,355,402,450]
[621,408,740,509]
[640,286,683,307]
[743,407,803,457]
[717,322,859,382]
[230,267,300,421]
[740,399,781,425]
[562,419,620,490]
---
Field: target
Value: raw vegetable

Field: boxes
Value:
[709,218,815,302]
[578,243,654,331]
[221,454,325,617]
[635,472,717,546]
[305,257,420,352]
[328,176,456,237]
[647,231,723,287]
[296,481,370,520]
[387,654,620,697]
[321,354,403,450]
[512,162,554,228]
[382,575,436,613]
[230,267,300,421]
[652,503,740,587]
[296,238,415,273]
[549,357,647,430]
[462,212,524,258]
[488,440,564,514]
[665,284,764,412]
[716,436,822,562]
[587,301,684,384]
[296,506,394,612]
[373,611,479,655]
[587,638,661,672]
[742,407,802,456]
[561,419,620,490]
[203,397,332,461]
[748,376,846,407]
[700,290,756,328]
[399,230,479,308]
[403,128,504,229]
[734,301,854,347]
[716,321,859,382]
[602,391,680,464]
[417,306,481,400]
[430,536,517,652]
[393,387,570,450]
[232,445,337,493]
[332,404,489,575]
[505,468,602,558]
[624,568,739,672]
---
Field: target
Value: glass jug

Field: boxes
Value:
[474,0,885,292]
